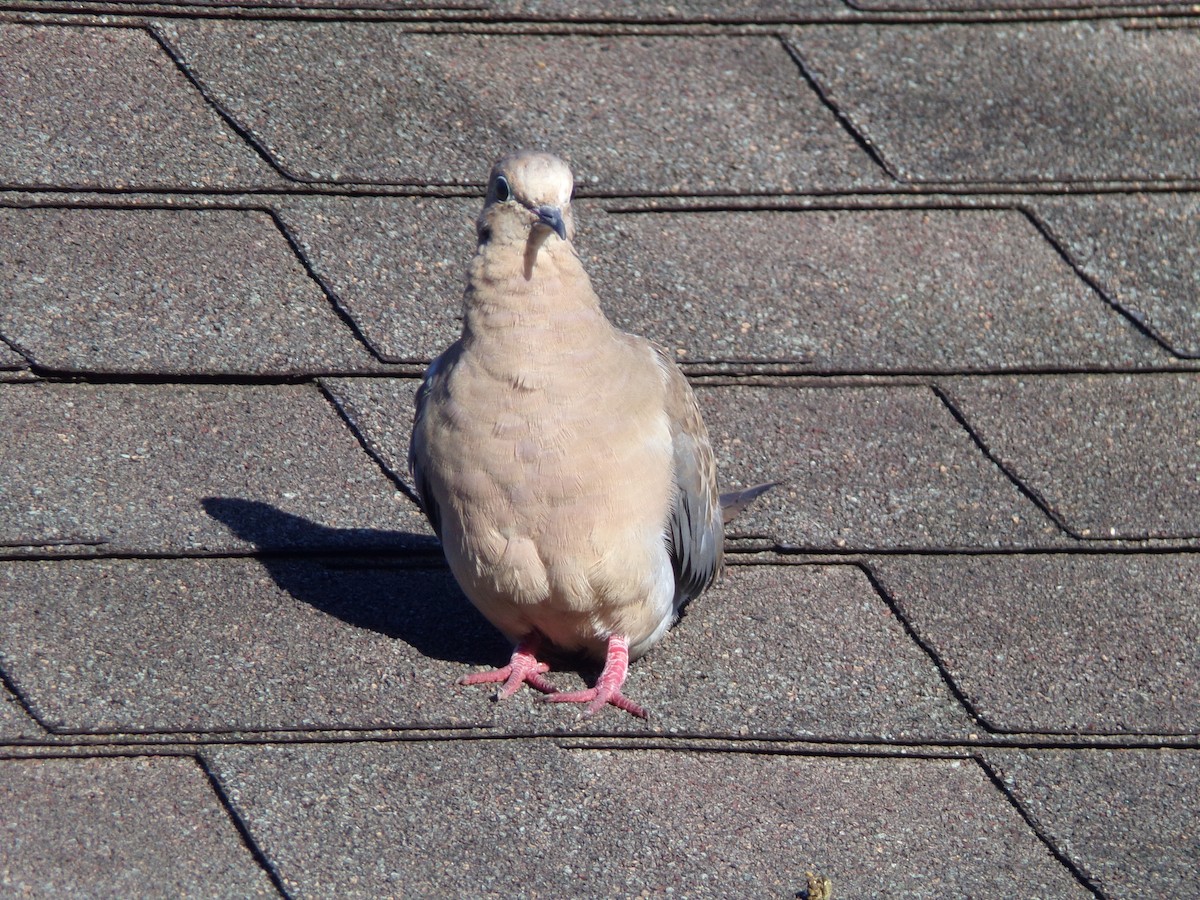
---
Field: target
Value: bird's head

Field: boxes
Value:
[477,151,577,248]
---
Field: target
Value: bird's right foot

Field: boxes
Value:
[458,634,559,700]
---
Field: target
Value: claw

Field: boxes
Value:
[543,634,647,719]
[544,685,647,719]
[458,633,559,700]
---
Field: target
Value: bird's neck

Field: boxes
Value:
[461,234,612,343]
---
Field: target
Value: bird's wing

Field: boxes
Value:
[652,344,724,610]
[408,354,445,541]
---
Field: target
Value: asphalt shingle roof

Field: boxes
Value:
[1,2,1197,897]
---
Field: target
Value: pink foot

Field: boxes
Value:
[458,633,559,700]
[544,634,647,719]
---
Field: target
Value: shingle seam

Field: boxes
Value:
[145,23,302,183]
[0,665,50,734]
[974,753,1106,898]
[266,207,393,361]
[315,379,426,507]
[779,34,902,181]
[1019,206,1195,359]
[852,560,997,733]
[5,732,1199,756]
[928,384,1082,539]
[195,753,295,899]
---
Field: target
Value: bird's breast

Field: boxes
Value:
[425,335,677,649]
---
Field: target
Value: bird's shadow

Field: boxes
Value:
[201,497,511,666]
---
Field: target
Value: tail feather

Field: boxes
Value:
[719,482,778,525]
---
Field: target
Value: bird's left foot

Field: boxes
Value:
[543,634,647,719]
[544,685,647,719]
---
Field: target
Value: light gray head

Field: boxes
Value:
[478,151,577,245]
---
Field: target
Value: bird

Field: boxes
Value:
[408,151,772,717]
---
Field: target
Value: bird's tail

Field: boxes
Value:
[719,482,779,525]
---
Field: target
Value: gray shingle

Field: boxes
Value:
[0,559,974,738]
[698,383,1062,549]
[852,0,1193,8]
[206,740,1089,898]
[0,686,41,740]
[0,756,277,897]
[158,24,886,191]
[0,207,383,375]
[793,22,1200,184]
[941,374,1200,539]
[1034,193,1200,358]
[873,554,1200,734]
[495,0,846,17]
[0,24,281,189]
[0,341,28,373]
[275,196,477,364]
[584,207,1164,370]
[0,382,429,555]
[987,749,1200,898]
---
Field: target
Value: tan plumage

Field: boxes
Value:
[409,151,764,717]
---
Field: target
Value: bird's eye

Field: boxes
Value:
[494,175,511,202]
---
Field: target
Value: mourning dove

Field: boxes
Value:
[409,151,772,717]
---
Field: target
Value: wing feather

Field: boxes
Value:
[408,356,445,541]
[652,346,724,610]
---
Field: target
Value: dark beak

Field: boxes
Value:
[534,206,567,241]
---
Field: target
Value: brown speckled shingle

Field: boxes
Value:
[0,207,383,375]
[0,756,277,895]
[793,22,1200,184]
[158,24,887,191]
[0,24,282,189]
[205,740,1090,898]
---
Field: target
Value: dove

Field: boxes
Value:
[408,151,771,717]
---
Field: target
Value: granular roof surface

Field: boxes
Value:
[1,2,1197,897]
